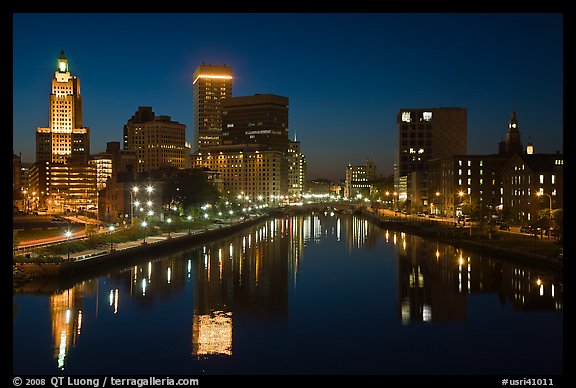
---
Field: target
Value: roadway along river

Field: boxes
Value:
[12,212,563,376]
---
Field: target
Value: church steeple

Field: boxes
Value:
[509,110,518,130]
[504,110,522,156]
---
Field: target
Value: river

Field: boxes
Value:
[12,213,563,375]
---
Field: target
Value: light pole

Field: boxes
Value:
[458,191,472,236]
[108,224,115,252]
[166,218,172,239]
[187,215,192,234]
[127,186,140,226]
[536,192,553,238]
[65,230,73,261]
[141,220,148,244]
[536,192,552,217]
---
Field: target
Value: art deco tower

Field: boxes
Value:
[36,50,90,164]
[192,64,232,153]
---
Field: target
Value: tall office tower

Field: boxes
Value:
[193,64,233,153]
[221,94,289,153]
[395,107,467,208]
[36,51,90,164]
[123,107,187,173]
[287,139,306,198]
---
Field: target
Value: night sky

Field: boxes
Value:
[12,13,563,180]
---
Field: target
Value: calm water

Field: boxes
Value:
[13,213,563,375]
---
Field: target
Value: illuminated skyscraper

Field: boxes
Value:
[32,51,96,212]
[36,50,90,164]
[193,64,233,153]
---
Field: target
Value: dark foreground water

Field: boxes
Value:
[13,213,563,375]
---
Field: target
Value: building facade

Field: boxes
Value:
[501,153,563,223]
[192,150,288,203]
[36,51,90,165]
[123,107,187,173]
[221,94,289,153]
[427,155,511,218]
[345,159,376,199]
[30,51,96,212]
[287,139,306,199]
[28,161,97,212]
[193,64,233,153]
[395,107,467,208]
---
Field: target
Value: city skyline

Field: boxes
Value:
[13,13,563,180]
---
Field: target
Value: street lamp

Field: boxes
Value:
[65,230,73,260]
[536,191,553,238]
[458,191,472,236]
[141,220,148,244]
[536,192,552,217]
[187,215,192,234]
[166,218,172,239]
[128,186,140,226]
[108,225,115,252]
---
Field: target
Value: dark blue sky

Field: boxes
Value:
[12,13,563,180]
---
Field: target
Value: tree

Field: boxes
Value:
[161,169,221,214]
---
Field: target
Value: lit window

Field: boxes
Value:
[401,112,411,122]
[539,174,544,184]
[423,112,432,121]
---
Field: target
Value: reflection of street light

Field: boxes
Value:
[65,230,73,260]
[458,191,472,236]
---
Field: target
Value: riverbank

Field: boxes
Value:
[359,208,563,275]
[13,214,271,288]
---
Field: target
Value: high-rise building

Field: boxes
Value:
[287,139,306,198]
[221,94,289,153]
[193,64,233,153]
[395,107,467,208]
[36,51,90,164]
[345,159,376,199]
[123,107,187,173]
[32,51,96,212]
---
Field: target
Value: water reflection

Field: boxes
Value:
[15,213,562,374]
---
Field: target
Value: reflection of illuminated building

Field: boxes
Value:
[394,231,563,325]
[192,311,232,356]
[344,215,379,251]
[287,216,305,288]
[191,218,291,358]
[49,287,83,370]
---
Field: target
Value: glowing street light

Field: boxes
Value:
[108,224,115,252]
[536,191,552,217]
[141,220,148,244]
[166,218,172,239]
[65,230,73,260]
[187,215,192,234]
[458,191,472,236]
